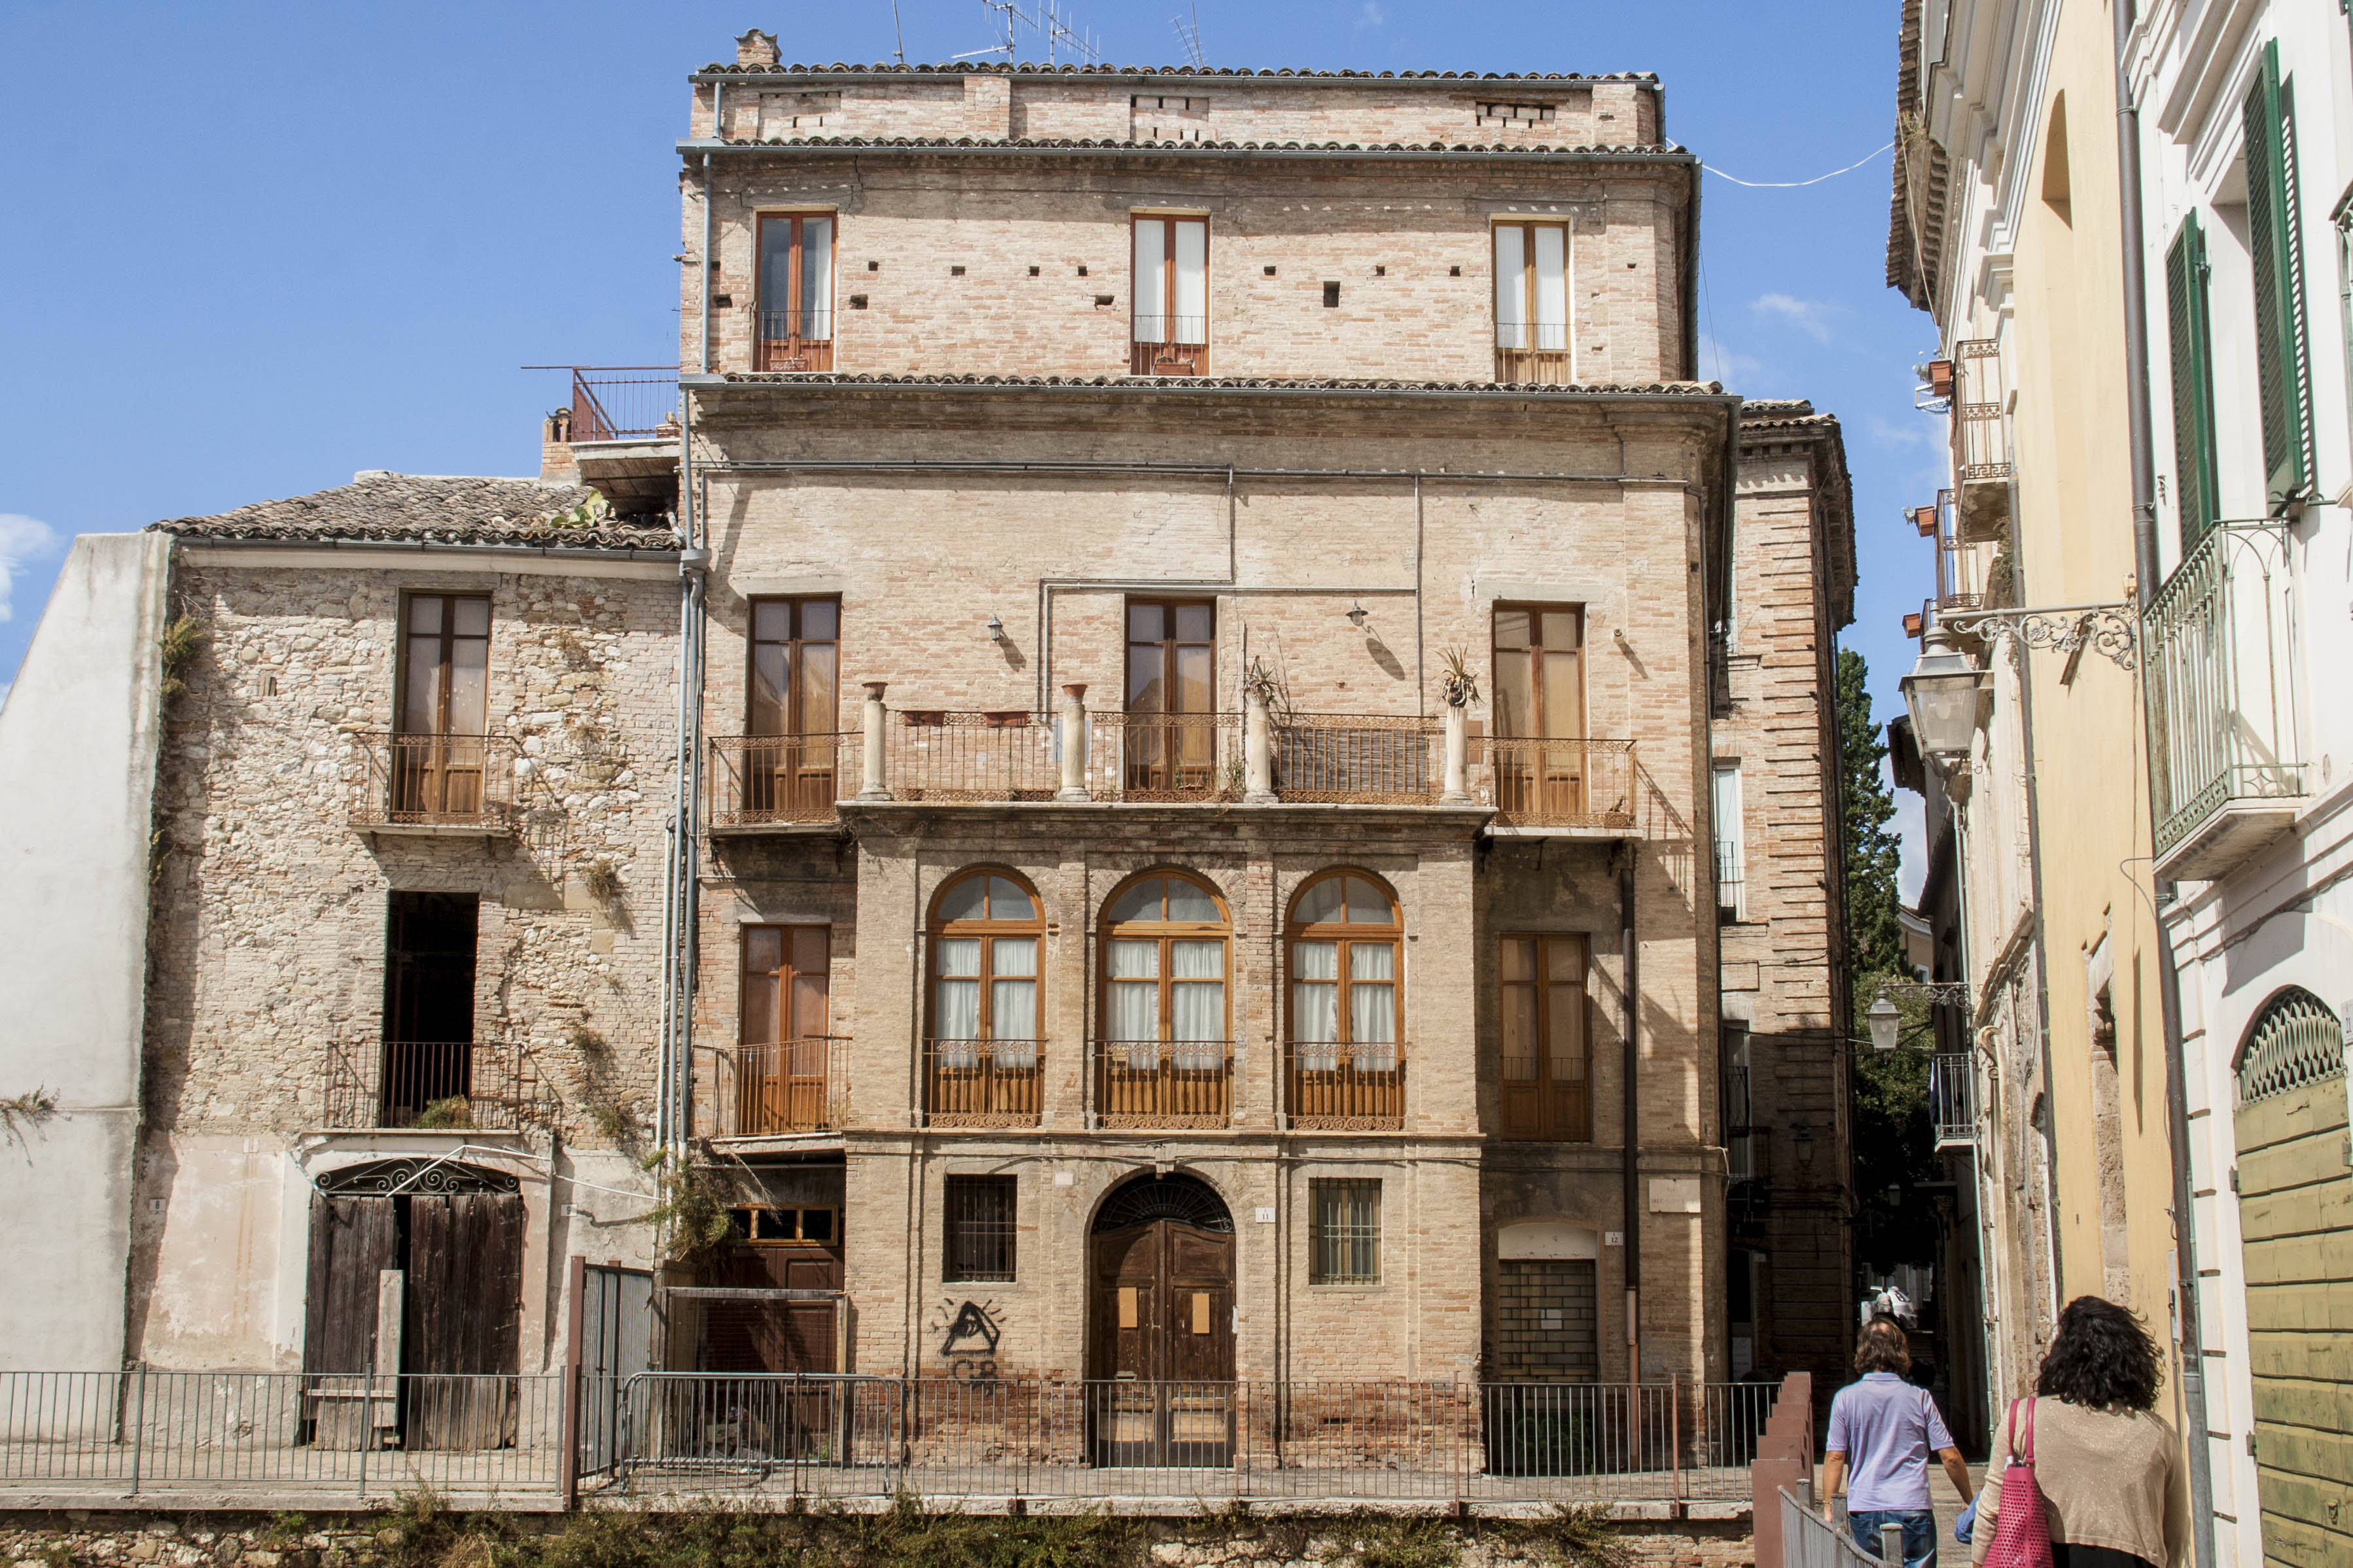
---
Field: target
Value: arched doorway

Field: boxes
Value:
[2231,988,2352,1566]
[1088,1172,1234,1466]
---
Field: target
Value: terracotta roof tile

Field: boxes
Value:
[150,473,678,550]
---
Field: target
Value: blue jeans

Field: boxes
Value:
[1848,1510,1937,1568]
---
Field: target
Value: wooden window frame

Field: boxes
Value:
[739,924,831,1046]
[1711,761,1746,922]
[754,211,838,372]
[928,869,1046,1043]
[396,592,492,739]
[1491,602,1586,739]
[746,595,841,737]
[1283,869,1404,1048]
[943,1174,1018,1283]
[1130,213,1210,375]
[1099,870,1234,1044]
[1123,599,1219,795]
[1307,1177,1383,1285]
[1498,933,1593,1142]
[1491,219,1573,383]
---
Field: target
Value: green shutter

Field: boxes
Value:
[2242,41,2312,509]
[2167,215,2222,550]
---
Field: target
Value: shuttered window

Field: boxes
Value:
[2165,215,2222,551]
[2242,41,2314,509]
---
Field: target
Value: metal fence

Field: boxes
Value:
[891,712,1063,802]
[707,733,855,827]
[564,369,679,444]
[323,1039,556,1132]
[1285,1044,1407,1130]
[1273,715,1441,803]
[349,732,520,829]
[925,1039,1045,1127]
[699,1039,846,1138]
[1781,1486,1884,1567]
[579,1374,1779,1505]
[0,1371,563,1502]
[1928,1053,1977,1151]
[1471,737,1637,829]
[1095,1041,1234,1127]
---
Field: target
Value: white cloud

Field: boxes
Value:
[0,514,60,625]
[1356,1,1387,26]
[1750,292,1835,343]
[1697,334,1763,389]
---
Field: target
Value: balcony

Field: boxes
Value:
[1131,316,1207,377]
[924,1040,1044,1128]
[708,733,855,829]
[1095,1039,1232,1128]
[559,368,679,444]
[1285,1042,1406,1131]
[323,1039,554,1131]
[2144,521,2306,880]
[1726,1125,1768,1184]
[754,309,833,373]
[1950,339,2011,541]
[349,733,518,835]
[1495,320,1572,385]
[701,1039,845,1138]
[1928,1053,1976,1152]
[1471,736,1638,830]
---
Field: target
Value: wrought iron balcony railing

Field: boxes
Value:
[1471,737,1638,829]
[701,1039,846,1138]
[1285,1042,1406,1130]
[925,1039,1044,1128]
[2143,520,2305,880]
[1130,317,1207,375]
[1928,1053,1977,1152]
[753,309,834,372]
[1272,715,1442,803]
[556,368,679,444]
[1095,1039,1232,1128]
[707,733,856,827]
[323,1039,555,1131]
[1951,338,2012,540]
[349,733,518,829]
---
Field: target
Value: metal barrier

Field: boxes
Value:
[1284,1043,1407,1130]
[349,733,519,828]
[891,712,1062,803]
[707,733,855,827]
[1095,1041,1234,1128]
[323,1039,556,1131]
[1271,715,1441,803]
[0,1371,563,1501]
[1470,737,1638,829]
[564,369,679,444]
[699,1039,846,1137]
[1781,1486,1885,1567]
[1929,1053,1977,1150]
[581,1374,1780,1506]
[925,1039,1045,1127]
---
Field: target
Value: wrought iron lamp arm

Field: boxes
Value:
[1936,602,2138,672]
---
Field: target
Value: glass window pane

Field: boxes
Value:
[1500,937,1534,983]
[1174,645,1212,714]
[1532,224,1567,349]
[934,936,982,978]
[1540,611,1580,650]
[798,642,838,733]
[988,877,1036,922]
[745,928,783,972]
[1292,941,1337,981]
[1108,939,1159,979]
[1501,986,1538,1077]
[741,973,777,1043]
[1133,218,1167,338]
[934,977,980,1039]
[409,595,444,636]
[1171,981,1224,1044]
[750,646,789,735]
[1164,878,1220,922]
[991,978,1037,1039]
[800,217,834,338]
[1546,939,1583,984]
[760,218,796,312]
[938,876,988,925]
[1106,879,1163,925]
[1493,609,1530,652]
[991,935,1037,977]
[790,964,828,1039]
[1549,986,1586,1079]
[1127,645,1164,713]
[1343,877,1391,925]
[1492,650,1530,738]
[402,639,443,734]
[1349,943,1394,981]
[1493,224,1527,350]
[1173,220,1207,342]
[1294,877,1344,926]
[1175,603,1213,642]
[1171,939,1223,979]
[799,599,838,641]
[452,598,490,637]
[1542,650,1581,737]
[1110,979,1160,1041]
[754,601,792,641]
[1350,982,1396,1045]
[1129,603,1165,641]
[1292,977,1339,1043]
[800,1208,834,1242]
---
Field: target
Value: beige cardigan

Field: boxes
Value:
[1972,1397,2187,1567]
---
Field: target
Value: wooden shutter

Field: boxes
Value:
[2165,215,2221,551]
[2242,41,2311,508]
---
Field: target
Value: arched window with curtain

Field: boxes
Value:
[1285,870,1405,1130]
[927,869,1044,1127]
[1099,871,1231,1128]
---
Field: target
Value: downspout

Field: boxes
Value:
[1621,851,1642,1383]
[700,153,715,375]
[2114,4,2216,1560]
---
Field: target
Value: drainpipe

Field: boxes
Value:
[1621,850,1642,1383]
[2114,4,2216,1561]
[700,153,715,375]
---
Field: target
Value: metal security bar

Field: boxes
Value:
[1285,1043,1406,1130]
[699,1040,846,1137]
[323,1039,556,1131]
[2143,520,2305,859]
[1928,1053,1977,1150]
[1471,737,1637,829]
[0,1371,563,1503]
[707,734,855,826]
[563,370,679,444]
[1095,1040,1233,1127]
[1273,715,1442,803]
[350,733,519,828]
[925,1040,1045,1127]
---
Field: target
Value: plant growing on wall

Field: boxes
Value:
[1,1087,58,1152]
[158,614,207,703]
[637,1153,739,1264]
[1438,646,1481,708]
[413,1096,474,1130]
[581,859,624,902]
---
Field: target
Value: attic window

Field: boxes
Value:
[1476,101,1557,126]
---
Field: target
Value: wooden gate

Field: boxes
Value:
[1087,1174,1234,1466]
[2233,989,2353,1568]
[404,1193,525,1450]
[300,1196,399,1449]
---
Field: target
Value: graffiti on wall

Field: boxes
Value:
[930,1297,1002,1380]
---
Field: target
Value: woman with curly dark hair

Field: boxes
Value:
[1972,1297,2187,1567]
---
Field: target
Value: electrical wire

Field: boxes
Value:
[1704,141,1895,188]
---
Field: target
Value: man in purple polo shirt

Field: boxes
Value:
[1822,1317,1975,1568]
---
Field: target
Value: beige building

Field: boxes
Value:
[1,33,1857,1482]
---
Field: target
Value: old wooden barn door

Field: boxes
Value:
[300,1160,524,1452]
[1087,1174,1233,1467]
[2232,990,2353,1568]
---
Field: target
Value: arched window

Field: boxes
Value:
[1285,871,1404,1129]
[1099,871,1230,1126]
[2235,988,2343,1108]
[927,870,1044,1126]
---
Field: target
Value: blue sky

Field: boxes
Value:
[0,0,1939,890]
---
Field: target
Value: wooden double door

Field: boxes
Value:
[1088,1211,1234,1466]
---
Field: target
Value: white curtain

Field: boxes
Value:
[1110,939,1160,1067]
[1170,939,1224,1068]
[1531,223,1566,351]
[1172,220,1208,343]
[934,937,980,1067]
[990,936,1038,1041]
[1493,224,1527,349]
[1134,218,1169,342]
[1350,943,1397,1069]
[800,216,834,340]
[1292,941,1339,1068]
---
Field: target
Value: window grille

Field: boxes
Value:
[944,1175,1017,1281]
[2235,988,2344,1108]
[1309,1178,1382,1284]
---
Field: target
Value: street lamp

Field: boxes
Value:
[1899,624,1989,761]
[1867,990,1903,1052]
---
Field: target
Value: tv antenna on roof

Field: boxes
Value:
[891,0,907,65]
[961,0,1101,64]
[1173,4,1205,71]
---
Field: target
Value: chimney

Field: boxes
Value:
[735,29,779,69]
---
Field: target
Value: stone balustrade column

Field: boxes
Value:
[1441,705,1471,803]
[858,682,890,801]
[1057,684,1090,801]
[1244,689,1276,804]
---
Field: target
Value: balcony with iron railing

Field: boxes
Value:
[2144,520,2306,880]
[1285,1041,1406,1131]
[1095,1039,1232,1128]
[699,1039,847,1139]
[323,1039,555,1131]
[753,308,834,372]
[1928,1053,1977,1152]
[1725,1126,1768,1185]
[1130,315,1207,376]
[1948,340,2011,541]
[349,733,519,834]
[556,368,679,445]
[925,1039,1044,1128]
[706,691,1636,833]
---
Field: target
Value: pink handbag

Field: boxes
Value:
[1980,1397,2055,1568]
